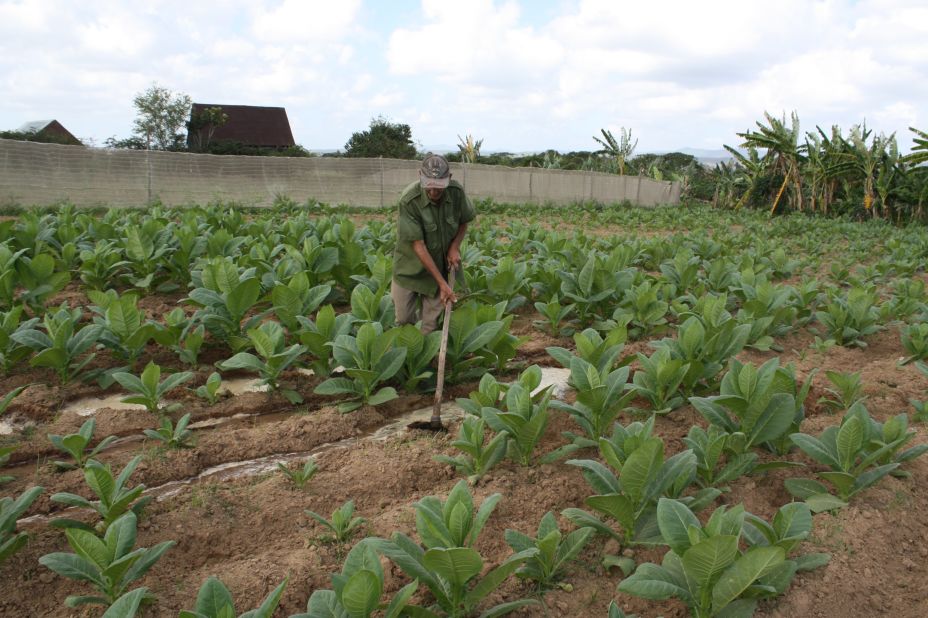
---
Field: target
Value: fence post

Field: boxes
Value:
[635,173,642,206]
[529,169,533,203]
[379,156,384,208]
[146,149,152,205]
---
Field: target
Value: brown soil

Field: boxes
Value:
[1,317,927,617]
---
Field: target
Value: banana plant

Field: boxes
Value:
[48,418,117,470]
[618,498,813,618]
[88,290,158,365]
[314,322,406,412]
[296,304,356,377]
[294,539,420,618]
[180,576,287,618]
[10,303,103,384]
[218,320,306,402]
[38,511,174,610]
[434,417,509,484]
[50,455,151,532]
[1,486,43,564]
[393,324,441,392]
[786,402,927,510]
[550,357,635,446]
[142,413,193,449]
[305,500,366,544]
[504,511,595,590]
[112,362,194,415]
[0,306,38,374]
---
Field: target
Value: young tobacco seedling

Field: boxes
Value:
[305,500,366,544]
[533,294,577,336]
[0,384,26,415]
[434,416,508,484]
[900,322,928,365]
[10,303,103,384]
[39,511,174,610]
[814,286,884,348]
[143,413,193,449]
[278,459,319,490]
[180,575,287,618]
[628,347,689,414]
[393,324,441,392]
[295,539,420,618]
[504,511,595,591]
[48,418,117,470]
[51,455,151,532]
[112,361,194,415]
[194,371,223,405]
[0,486,43,565]
[550,356,635,446]
[218,320,306,403]
[817,369,866,412]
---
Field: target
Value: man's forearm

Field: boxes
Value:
[412,240,448,287]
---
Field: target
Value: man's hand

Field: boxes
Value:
[439,282,457,306]
[446,245,461,271]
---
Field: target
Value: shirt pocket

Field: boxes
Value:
[423,221,440,251]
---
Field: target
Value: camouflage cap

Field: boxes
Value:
[419,153,451,189]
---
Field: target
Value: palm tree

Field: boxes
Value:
[737,112,805,215]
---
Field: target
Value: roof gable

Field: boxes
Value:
[188,104,295,148]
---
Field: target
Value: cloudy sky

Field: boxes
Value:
[1,0,926,154]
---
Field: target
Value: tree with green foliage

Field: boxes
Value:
[344,116,417,159]
[593,127,637,175]
[186,106,229,152]
[131,83,192,150]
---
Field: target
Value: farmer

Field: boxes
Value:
[392,153,475,334]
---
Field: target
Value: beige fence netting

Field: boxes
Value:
[0,139,680,208]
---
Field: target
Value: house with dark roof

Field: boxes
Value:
[15,120,82,145]
[187,104,295,151]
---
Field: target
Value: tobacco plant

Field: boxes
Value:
[814,286,883,348]
[1,486,43,564]
[564,436,709,546]
[187,258,265,352]
[270,272,331,331]
[504,512,595,591]
[393,324,441,392]
[305,500,366,543]
[619,498,823,618]
[690,358,803,454]
[180,576,287,618]
[900,322,928,365]
[15,251,71,312]
[39,511,174,610]
[786,402,928,509]
[683,425,758,489]
[817,370,866,412]
[314,322,406,412]
[195,372,223,405]
[533,293,577,336]
[547,326,629,380]
[628,348,689,414]
[88,291,158,365]
[297,304,356,377]
[218,320,305,402]
[142,413,193,449]
[550,357,634,445]
[51,455,151,532]
[295,539,419,618]
[434,416,508,483]
[11,303,103,384]
[278,459,319,490]
[48,418,117,470]
[0,306,38,375]
[112,362,194,415]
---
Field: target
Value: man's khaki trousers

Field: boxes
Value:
[391,280,443,334]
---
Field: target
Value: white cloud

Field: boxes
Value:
[251,0,361,43]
